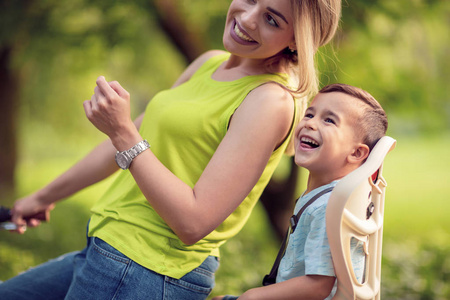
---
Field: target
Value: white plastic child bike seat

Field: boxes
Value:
[326,136,396,300]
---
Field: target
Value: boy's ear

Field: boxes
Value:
[348,143,370,165]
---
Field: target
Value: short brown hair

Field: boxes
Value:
[319,83,388,150]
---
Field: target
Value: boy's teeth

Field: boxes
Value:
[234,24,254,42]
[301,137,319,147]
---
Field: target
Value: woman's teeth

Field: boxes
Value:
[234,24,255,42]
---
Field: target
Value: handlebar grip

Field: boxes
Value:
[0,207,11,222]
[0,206,48,223]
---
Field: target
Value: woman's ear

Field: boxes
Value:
[288,41,297,52]
[348,143,370,165]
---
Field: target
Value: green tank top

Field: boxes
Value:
[88,53,296,279]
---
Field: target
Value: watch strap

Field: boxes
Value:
[125,140,150,159]
[116,140,150,170]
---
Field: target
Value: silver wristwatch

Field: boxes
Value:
[115,140,150,170]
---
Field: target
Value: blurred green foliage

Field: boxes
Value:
[318,0,450,135]
[1,0,449,299]
[2,0,449,145]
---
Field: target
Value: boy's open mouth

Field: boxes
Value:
[300,136,319,149]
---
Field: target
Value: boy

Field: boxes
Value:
[214,83,388,300]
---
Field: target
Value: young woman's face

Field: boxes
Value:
[223,0,295,60]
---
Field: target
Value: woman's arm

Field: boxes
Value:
[236,275,336,300]
[11,114,145,232]
[84,75,294,244]
[10,50,222,233]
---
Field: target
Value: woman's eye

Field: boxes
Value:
[265,14,279,27]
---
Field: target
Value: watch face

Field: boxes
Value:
[115,152,131,169]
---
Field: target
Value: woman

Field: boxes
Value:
[3,0,341,299]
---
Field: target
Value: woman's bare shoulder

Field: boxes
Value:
[250,82,294,109]
[234,82,295,145]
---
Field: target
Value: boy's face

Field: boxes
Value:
[294,92,364,177]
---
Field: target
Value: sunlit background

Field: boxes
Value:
[0,1,449,299]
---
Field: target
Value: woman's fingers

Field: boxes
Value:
[91,91,99,111]
[10,210,27,234]
[96,76,117,100]
[83,99,93,120]
[26,219,41,228]
[109,80,130,100]
[84,76,136,142]
[83,83,109,120]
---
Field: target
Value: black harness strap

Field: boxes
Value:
[262,187,334,286]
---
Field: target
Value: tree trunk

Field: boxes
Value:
[260,158,299,241]
[152,0,209,64]
[0,47,18,203]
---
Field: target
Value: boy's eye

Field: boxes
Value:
[304,113,314,119]
[325,118,335,124]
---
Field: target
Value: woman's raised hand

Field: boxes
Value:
[83,76,139,150]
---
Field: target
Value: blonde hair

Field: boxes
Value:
[290,0,341,97]
[275,0,342,154]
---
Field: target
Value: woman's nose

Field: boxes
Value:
[240,7,258,30]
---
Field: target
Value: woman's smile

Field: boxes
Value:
[230,19,258,45]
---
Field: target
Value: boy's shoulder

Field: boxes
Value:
[296,182,338,215]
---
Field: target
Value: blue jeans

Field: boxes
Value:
[0,237,219,300]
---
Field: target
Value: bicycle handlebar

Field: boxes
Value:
[0,206,48,223]
[0,206,12,223]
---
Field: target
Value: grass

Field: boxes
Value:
[382,134,450,242]
[1,133,449,299]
